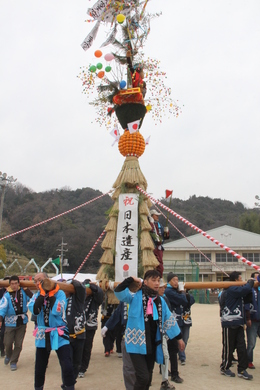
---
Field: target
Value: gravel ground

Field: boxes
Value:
[0,303,259,390]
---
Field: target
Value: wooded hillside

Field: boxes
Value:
[0,184,259,273]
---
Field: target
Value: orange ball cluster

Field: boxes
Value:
[118,130,145,158]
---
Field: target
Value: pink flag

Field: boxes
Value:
[127,119,140,134]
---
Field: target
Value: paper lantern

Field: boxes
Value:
[94,50,102,58]
[104,53,115,62]
[117,14,125,24]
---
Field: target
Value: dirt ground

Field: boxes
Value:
[1,303,260,390]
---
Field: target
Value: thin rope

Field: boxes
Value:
[0,190,112,242]
[72,230,106,280]
[137,186,260,272]
[154,204,229,276]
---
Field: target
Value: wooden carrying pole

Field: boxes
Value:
[0,280,259,294]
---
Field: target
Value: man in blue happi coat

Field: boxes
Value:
[28,278,75,390]
[115,269,184,390]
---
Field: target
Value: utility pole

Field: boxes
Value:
[0,172,17,234]
[57,237,68,278]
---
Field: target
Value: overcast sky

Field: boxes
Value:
[1,0,260,210]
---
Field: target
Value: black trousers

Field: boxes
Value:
[167,338,179,377]
[79,329,96,373]
[129,352,155,390]
[114,322,123,353]
[69,338,85,380]
[34,344,75,389]
[221,326,247,372]
[101,318,115,353]
[0,321,5,353]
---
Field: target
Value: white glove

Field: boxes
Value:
[178,282,185,292]
[101,326,108,337]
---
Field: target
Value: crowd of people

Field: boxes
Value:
[0,269,259,389]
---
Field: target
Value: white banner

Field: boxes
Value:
[115,193,139,282]
[81,21,100,51]
[87,0,111,21]
[100,24,117,47]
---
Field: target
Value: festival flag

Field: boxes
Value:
[145,136,151,145]
[115,194,139,282]
[87,0,111,20]
[110,127,120,146]
[52,257,60,266]
[165,189,173,199]
[127,119,140,134]
[100,24,117,47]
[81,21,100,51]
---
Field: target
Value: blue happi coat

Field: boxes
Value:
[28,290,69,350]
[115,287,180,364]
[0,288,30,327]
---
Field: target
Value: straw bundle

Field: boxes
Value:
[140,231,155,251]
[140,214,152,231]
[142,249,159,268]
[139,201,150,216]
[105,216,117,232]
[113,156,147,189]
[99,250,114,265]
[101,231,116,250]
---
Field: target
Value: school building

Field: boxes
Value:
[163,225,260,282]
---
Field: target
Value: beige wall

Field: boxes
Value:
[163,248,257,282]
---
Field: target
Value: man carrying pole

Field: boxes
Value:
[219,271,254,380]
[0,275,32,371]
[114,270,184,390]
[28,278,75,390]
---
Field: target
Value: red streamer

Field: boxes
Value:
[0,191,111,242]
[137,186,260,272]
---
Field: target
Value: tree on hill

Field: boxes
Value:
[239,211,260,234]
[2,185,113,272]
[0,184,253,273]
[0,244,6,278]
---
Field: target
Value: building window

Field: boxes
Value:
[242,253,260,263]
[189,253,211,263]
[216,253,238,262]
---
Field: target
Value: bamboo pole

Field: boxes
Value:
[0,279,259,293]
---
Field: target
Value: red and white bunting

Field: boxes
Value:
[136,185,260,273]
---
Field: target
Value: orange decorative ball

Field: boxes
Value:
[118,130,145,157]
